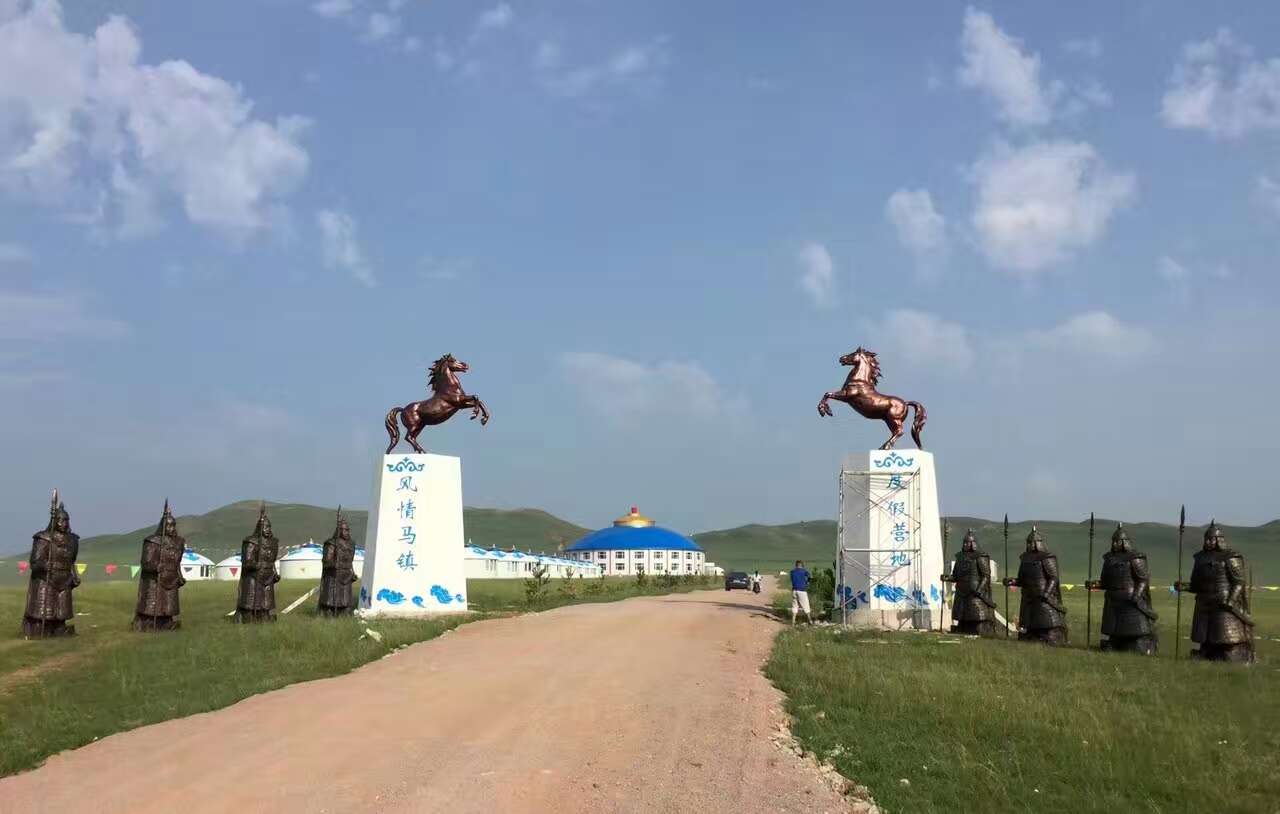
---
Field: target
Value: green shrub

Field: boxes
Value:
[524,562,551,605]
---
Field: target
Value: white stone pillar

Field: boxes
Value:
[358,454,469,616]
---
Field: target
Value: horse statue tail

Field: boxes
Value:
[908,401,927,449]
[384,407,402,454]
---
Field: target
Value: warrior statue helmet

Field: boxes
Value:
[1203,519,1225,550]
[255,502,272,537]
[1111,522,1131,552]
[962,529,978,552]
[1026,524,1045,552]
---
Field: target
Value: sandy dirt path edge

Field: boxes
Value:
[0,578,866,814]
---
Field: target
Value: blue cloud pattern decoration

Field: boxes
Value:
[873,452,915,469]
[376,588,406,605]
[430,585,456,604]
[385,457,426,473]
[873,584,909,603]
[412,595,425,608]
[930,585,941,603]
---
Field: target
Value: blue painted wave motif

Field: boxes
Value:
[412,595,425,608]
[930,584,940,603]
[359,586,370,607]
[873,452,915,469]
[430,585,457,604]
[376,588,406,605]
[385,457,426,473]
[873,584,909,603]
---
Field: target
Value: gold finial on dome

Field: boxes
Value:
[613,505,656,528]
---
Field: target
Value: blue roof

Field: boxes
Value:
[566,525,702,553]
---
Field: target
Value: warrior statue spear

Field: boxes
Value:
[1175,504,1186,660]
[939,518,950,632]
[1085,512,1095,651]
[1003,514,1010,639]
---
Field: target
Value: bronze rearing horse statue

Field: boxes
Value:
[385,353,490,454]
[817,347,926,450]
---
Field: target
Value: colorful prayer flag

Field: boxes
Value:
[18,561,29,573]
[130,565,141,578]
[75,562,87,576]
[105,563,118,575]
[1062,583,1075,590]
[230,567,238,577]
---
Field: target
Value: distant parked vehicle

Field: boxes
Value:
[725,571,751,591]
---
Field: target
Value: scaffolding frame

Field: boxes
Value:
[836,465,940,630]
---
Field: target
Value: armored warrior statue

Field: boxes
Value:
[22,490,81,638]
[1179,521,1255,663]
[133,500,187,632]
[1092,524,1158,655]
[231,504,281,623]
[318,508,359,616]
[944,529,996,635]
[1006,526,1068,645]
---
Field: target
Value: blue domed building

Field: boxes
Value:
[566,507,706,576]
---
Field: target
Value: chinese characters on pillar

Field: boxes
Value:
[396,476,418,572]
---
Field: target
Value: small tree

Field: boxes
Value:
[558,566,578,600]
[635,564,648,588]
[524,562,551,605]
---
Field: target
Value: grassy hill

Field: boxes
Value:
[693,516,1280,583]
[0,501,587,575]
[693,521,835,575]
[3,501,1276,585]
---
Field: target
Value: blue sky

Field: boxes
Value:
[3,1,1279,548]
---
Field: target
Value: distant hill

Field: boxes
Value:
[3,502,1276,586]
[693,521,835,575]
[694,516,1280,583]
[61,501,589,566]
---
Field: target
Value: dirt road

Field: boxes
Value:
[0,580,857,814]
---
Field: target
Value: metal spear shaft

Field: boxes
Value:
[1086,512,1094,651]
[1175,505,1185,660]
[1003,514,1009,639]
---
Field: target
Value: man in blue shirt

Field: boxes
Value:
[789,560,812,625]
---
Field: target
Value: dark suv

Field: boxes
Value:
[724,571,751,590]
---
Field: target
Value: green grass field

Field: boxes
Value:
[765,590,1280,813]
[0,574,714,776]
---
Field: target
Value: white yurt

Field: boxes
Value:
[278,540,323,580]
[214,553,242,582]
[180,549,215,581]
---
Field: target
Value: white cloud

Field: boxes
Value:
[362,11,399,43]
[1256,175,1280,220]
[969,140,1136,276]
[1161,29,1280,139]
[1062,37,1103,59]
[796,242,835,308]
[958,8,1056,127]
[0,2,310,241]
[317,209,375,287]
[0,289,128,340]
[1158,255,1191,301]
[1157,255,1189,283]
[537,37,671,98]
[1024,311,1156,361]
[866,310,975,373]
[311,0,355,19]
[473,4,513,37]
[957,9,1109,127]
[885,189,947,273]
[559,352,742,421]
[0,242,33,265]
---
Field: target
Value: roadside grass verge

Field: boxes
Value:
[765,592,1280,813]
[0,575,715,776]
